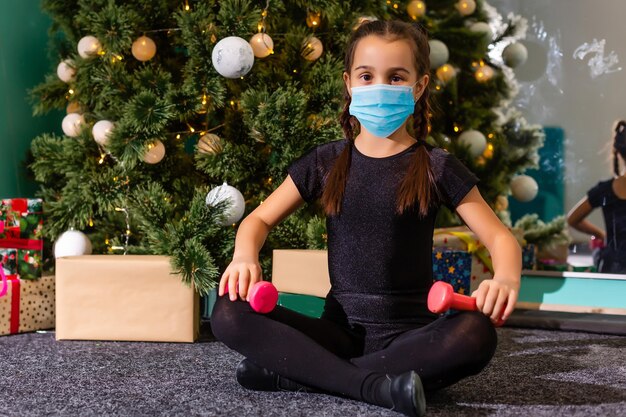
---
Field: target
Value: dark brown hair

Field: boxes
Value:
[613,120,626,177]
[321,19,438,217]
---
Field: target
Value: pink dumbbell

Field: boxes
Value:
[227,281,278,314]
[427,281,505,326]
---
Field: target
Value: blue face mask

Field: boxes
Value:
[349,83,417,138]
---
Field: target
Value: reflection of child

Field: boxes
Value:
[567,120,626,273]
[210,20,521,417]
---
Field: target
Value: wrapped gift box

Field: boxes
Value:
[272,249,331,298]
[55,255,199,343]
[434,227,494,293]
[0,198,43,280]
[432,248,472,295]
[0,273,55,336]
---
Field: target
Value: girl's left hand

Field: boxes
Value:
[471,278,519,324]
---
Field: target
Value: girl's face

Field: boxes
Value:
[343,35,429,100]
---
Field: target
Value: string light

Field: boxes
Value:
[184,0,190,11]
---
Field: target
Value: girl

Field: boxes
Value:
[211,20,521,417]
[567,120,626,273]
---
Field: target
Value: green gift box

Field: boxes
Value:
[0,198,43,280]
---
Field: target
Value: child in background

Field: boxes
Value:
[211,20,521,417]
[568,120,626,273]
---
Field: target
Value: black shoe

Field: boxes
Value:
[389,371,427,417]
[236,359,280,391]
[236,359,317,393]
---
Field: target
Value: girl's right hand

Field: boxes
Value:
[218,256,263,302]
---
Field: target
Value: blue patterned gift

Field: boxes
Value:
[432,248,472,295]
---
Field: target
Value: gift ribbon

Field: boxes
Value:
[0,269,20,334]
[0,267,6,298]
[0,237,43,251]
[9,276,20,334]
[434,230,494,273]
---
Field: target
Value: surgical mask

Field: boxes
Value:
[349,83,417,138]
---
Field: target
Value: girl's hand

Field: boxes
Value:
[218,255,263,302]
[472,278,519,324]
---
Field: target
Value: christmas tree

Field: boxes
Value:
[29,0,544,294]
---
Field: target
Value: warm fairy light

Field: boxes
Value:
[89,218,94,227]
[202,94,207,105]
[184,0,190,11]
[488,143,494,150]
[176,134,181,139]
[98,154,105,164]
[188,125,195,133]
[453,125,460,133]
[105,238,109,245]
[488,133,495,139]
[68,89,74,95]
[258,21,265,32]
[293,69,297,73]
[393,3,399,9]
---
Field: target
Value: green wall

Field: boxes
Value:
[0,1,62,198]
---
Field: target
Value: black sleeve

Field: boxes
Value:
[287,146,323,204]
[587,182,604,208]
[432,148,480,210]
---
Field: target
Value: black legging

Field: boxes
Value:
[211,295,497,404]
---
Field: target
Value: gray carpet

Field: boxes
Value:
[1,325,625,416]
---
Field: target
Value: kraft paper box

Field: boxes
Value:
[0,275,55,336]
[272,250,330,298]
[55,255,199,343]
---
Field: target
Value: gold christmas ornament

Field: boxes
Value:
[302,36,323,61]
[306,11,321,28]
[456,0,476,16]
[143,139,166,164]
[475,64,495,82]
[407,1,426,20]
[197,133,223,155]
[249,33,274,58]
[495,195,509,212]
[66,101,82,114]
[132,36,157,61]
[435,64,456,83]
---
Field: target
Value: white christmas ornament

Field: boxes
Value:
[211,36,255,78]
[428,40,449,69]
[458,130,487,157]
[77,35,102,59]
[56,60,76,83]
[511,175,539,202]
[92,120,114,146]
[469,22,493,41]
[132,36,157,61]
[503,42,528,68]
[456,0,476,16]
[62,113,85,137]
[143,140,166,164]
[54,229,93,258]
[206,182,246,225]
[302,36,323,61]
[249,33,274,58]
